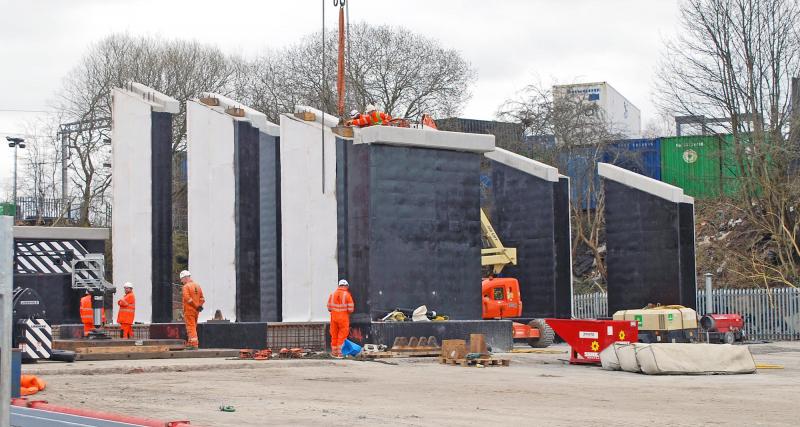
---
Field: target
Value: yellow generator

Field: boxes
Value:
[613,306,699,343]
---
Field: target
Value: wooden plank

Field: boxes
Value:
[74,345,171,355]
[294,111,316,121]
[54,339,184,351]
[75,349,240,362]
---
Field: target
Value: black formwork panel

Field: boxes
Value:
[678,202,697,308]
[197,322,268,349]
[335,137,350,279]
[342,143,482,320]
[150,111,173,323]
[259,133,281,321]
[553,177,573,318]
[234,122,261,321]
[604,179,695,313]
[486,160,571,318]
[348,320,514,352]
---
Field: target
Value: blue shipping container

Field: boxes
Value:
[557,146,601,210]
[601,138,661,181]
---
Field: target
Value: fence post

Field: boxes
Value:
[704,273,713,314]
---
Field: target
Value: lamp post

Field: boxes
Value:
[6,137,26,217]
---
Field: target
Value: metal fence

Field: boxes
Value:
[573,287,800,341]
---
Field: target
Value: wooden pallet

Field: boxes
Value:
[439,356,510,367]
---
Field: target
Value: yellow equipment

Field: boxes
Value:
[613,305,699,343]
[480,209,517,275]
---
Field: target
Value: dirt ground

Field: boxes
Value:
[23,342,800,426]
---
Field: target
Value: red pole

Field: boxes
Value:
[11,399,194,427]
[337,5,346,117]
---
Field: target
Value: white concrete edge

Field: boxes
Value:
[353,125,495,154]
[682,195,695,205]
[485,148,559,182]
[119,82,180,114]
[201,92,279,135]
[13,226,110,241]
[598,162,686,203]
[294,105,339,128]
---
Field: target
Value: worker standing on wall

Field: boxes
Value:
[180,270,205,350]
[347,104,392,128]
[79,291,105,337]
[116,282,136,339]
[327,279,355,358]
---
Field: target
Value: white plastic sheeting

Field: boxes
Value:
[601,342,756,375]
[279,114,339,321]
[111,87,174,322]
[186,100,237,322]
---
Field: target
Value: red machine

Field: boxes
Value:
[546,318,638,364]
[700,313,745,344]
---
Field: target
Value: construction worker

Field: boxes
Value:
[327,279,354,357]
[79,291,105,337]
[347,104,392,128]
[180,270,205,349]
[116,282,136,339]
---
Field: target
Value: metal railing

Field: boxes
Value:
[573,287,800,341]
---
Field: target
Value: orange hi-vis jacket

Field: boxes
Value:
[80,294,105,324]
[327,287,354,314]
[117,292,136,324]
[182,281,205,314]
[351,110,392,127]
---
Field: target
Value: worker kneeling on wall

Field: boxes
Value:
[117,282,136,339]
[327,279,355,358]
[180,270,205,350]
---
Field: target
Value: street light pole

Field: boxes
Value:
[6,137,25,218]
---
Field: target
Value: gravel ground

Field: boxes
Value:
[22,342,800,426]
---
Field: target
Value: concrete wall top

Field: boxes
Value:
[485,148,559,182]
[198,93,279,136]
[294,105,339,128]
[13,226,110,241]
[354,126,495,153]
[117,82,180,114]
[599,162,690,204]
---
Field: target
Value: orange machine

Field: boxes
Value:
[480,210,554,347]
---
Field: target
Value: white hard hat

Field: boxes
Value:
[338,279,349,287]
[365,104,377,112]
[179,270,191,279]
[123,282,133,289]
[350,109,360,119]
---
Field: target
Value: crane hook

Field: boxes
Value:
[334,0,345,6]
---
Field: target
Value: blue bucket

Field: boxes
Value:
[341,339,362,356]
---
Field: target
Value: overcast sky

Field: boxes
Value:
[0,0,681,194]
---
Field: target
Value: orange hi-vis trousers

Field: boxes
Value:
[184,310,199,347]
[329,312,350,354]
[120,323,133,339]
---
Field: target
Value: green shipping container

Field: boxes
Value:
[0,202,16,217]
[662,134,754,199]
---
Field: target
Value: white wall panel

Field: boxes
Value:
[280,114,339,321]
[111,89,154,322]
[187,101,237,322]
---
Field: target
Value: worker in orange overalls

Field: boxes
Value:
[347,104,392,128]
[116,282,136,339]
[80,291,105,337]
[180,270,205,350]
[327,279,355,358]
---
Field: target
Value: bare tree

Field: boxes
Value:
[55,34,240,225]
[498,82,623,290]
[656,0,800,288]
[239,23,475,122]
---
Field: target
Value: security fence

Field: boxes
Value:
[573,287,800,341]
